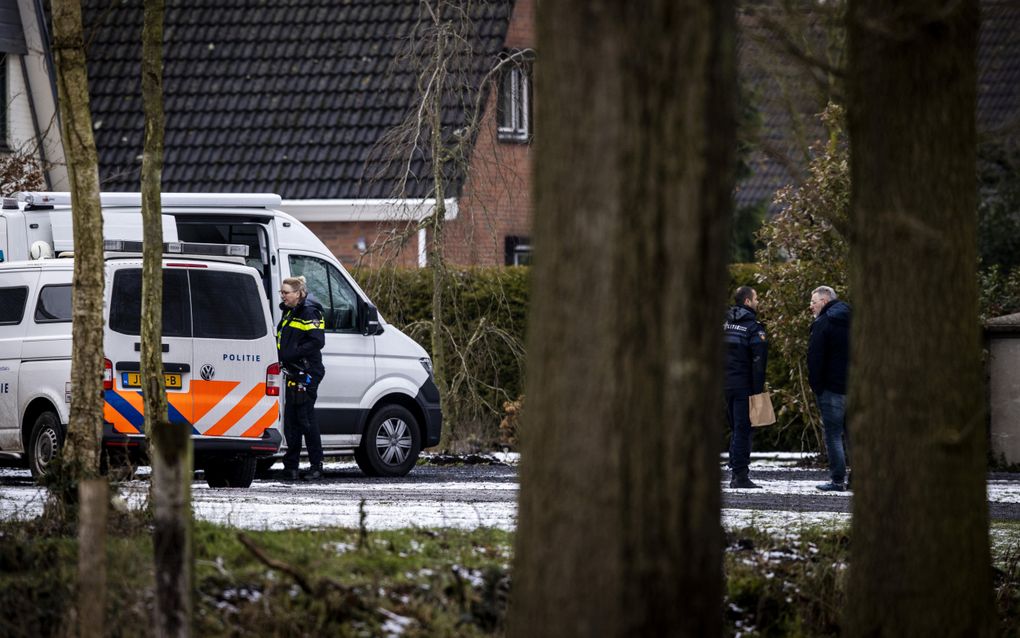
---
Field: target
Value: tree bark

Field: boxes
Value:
[428,15,450,447]
[510,1,735,636]
[51,0,104,479]
[77,479,107,638]
[846,1,994,635]
[140,0,193,635]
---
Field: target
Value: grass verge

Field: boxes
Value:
[2,516,1019,636]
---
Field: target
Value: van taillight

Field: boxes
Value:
[266,362,281,396]
[103,358,113,390]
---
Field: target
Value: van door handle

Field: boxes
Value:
[134,343,169,353]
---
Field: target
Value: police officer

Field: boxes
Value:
[724,286,768,489]
[277,276,326,481]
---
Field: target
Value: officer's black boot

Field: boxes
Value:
[302,464,324,480]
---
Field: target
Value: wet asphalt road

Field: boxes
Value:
[3,459,1020,523]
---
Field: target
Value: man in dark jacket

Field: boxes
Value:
[807,285,852,491]
[277,276,326,480]
[724,286,768,489]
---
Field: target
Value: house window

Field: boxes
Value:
[497,54,532,143]
[505,236,532,266]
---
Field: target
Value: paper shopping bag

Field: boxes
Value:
[749,392,776,427]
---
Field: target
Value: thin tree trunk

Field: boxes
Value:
[846,1,994,635]
[428,22,451,447]
[140,0,192,635]
[77,479,107,638]
[510,1,735,636]
[51,0,104,480]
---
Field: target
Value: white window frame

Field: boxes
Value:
[497,62,531,142]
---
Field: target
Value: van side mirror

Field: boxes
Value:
[359,301,384,336]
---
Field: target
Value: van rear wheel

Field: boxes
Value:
[355,405,421,477]
[28,411,63,479]
[205,457,256,488]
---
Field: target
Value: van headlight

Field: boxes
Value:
[419,357,434,377]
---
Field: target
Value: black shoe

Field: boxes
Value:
[729,477,761,489]
[815,482,845,492]
[301,465,323,480]
[280,469,300,481]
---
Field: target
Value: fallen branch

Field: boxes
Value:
[237,533,313,594]
[236,532,374,614]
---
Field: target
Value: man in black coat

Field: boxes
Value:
[807,285,852,491]
[724,286,768,489]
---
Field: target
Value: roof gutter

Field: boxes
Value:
[277,198,459,223]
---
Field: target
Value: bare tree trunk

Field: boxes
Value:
[846,1,994,635]
[510,1,735,636]
[77,479,107,638]
[140,0,192,635]
[51,0,104,479]
[427,19,451,445]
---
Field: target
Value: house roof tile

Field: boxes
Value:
[83,0,512,199]
[735,0,1020,212]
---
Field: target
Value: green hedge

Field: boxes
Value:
[352,264,809,452]
[352,267,530,451]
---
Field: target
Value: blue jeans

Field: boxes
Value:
[726,392,753,479]
[817,391,848,483]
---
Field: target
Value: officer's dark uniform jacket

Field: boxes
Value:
[807,299,851,396]
[723,305,767,395]
[276,297,326,382]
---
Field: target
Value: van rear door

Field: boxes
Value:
[106,265,195,436]
[186,267,279,440]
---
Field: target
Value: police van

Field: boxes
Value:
[0,244,283,487]
[0,192,441,478]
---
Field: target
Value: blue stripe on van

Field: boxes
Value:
[105,391,144,432]
[161,395,199,434]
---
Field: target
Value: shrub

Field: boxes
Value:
[353,267,528,452]
[754,103,850,453]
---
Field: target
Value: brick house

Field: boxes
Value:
[4,0,535,268]
[86,0,537,268]
[2,0,1016,267]
[0,0,68,190]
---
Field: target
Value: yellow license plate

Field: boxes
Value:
[122,372,182,390]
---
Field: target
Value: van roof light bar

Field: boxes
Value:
[19,192,282,209]
[103,239,249,257]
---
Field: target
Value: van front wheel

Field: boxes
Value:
[205,457,256,488]
[28,411,63,479]
[356,406,421,477]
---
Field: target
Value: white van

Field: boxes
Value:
[0,248,283,487]
[0,192,442,477]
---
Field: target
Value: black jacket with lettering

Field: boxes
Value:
[276,297,326,382]
[807,299,851,396]
[723,305,768,394]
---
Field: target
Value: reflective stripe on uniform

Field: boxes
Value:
[286,318,323,331]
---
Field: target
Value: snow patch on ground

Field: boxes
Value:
[722,509,850,538]
[4,456,1020,536]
